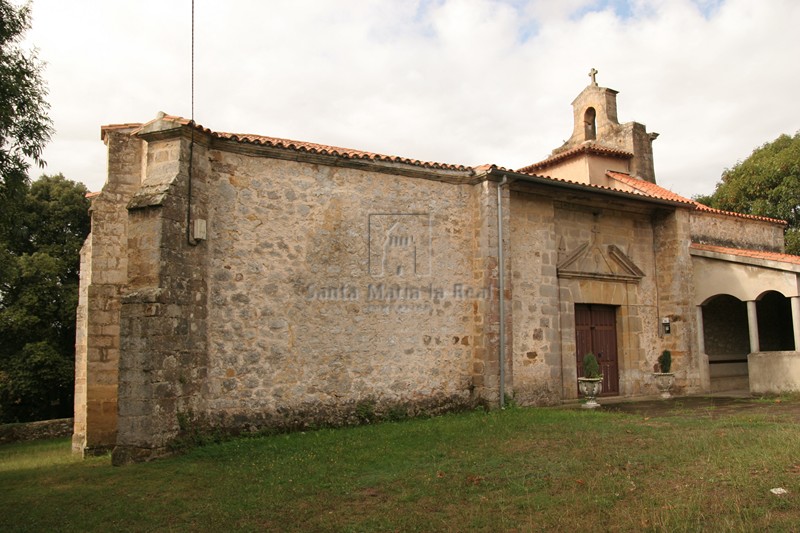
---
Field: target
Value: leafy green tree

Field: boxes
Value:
[0,174,89,422]
[0,0,53,231]
[696,132,800,255]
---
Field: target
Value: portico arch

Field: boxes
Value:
[691,252,798,307]
[756,290,794,351]
[700,294,749,392]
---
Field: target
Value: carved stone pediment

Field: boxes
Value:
[558,241,645,283]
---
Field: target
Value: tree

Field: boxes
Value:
[0,0,53,231]
[0,174,90,422]
[695,132,800,255]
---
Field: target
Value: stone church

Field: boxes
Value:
[74,74,800,463]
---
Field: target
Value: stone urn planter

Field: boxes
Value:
[578,377,603,409]
[579,352,603,409]
[653,372,675,399]
[653,349,674,399]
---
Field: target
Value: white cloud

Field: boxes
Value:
[22,0,800,198]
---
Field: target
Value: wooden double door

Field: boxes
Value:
[575,304,620,396]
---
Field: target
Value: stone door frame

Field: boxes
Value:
[575,303,620,396]
[559,279,642,399]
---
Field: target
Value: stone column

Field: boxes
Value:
[792,297,800,350]
[696,305,710,391]
[747,300,760,353]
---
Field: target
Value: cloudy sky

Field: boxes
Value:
[22,0,800,198]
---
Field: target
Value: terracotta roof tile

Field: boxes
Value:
[107,114,791,225]
[208,129,471,171]
[607,171,786,225]
[513,167,685,202]
[100,122,144,140]
[135,114,472,172]
[475,163,519,174]
[689,200,785,224]
[607,171,696,205]
[690,243,800,265]
[518,143,632,173]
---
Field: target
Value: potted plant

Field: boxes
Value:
[578,352,603,409]
[653,349,675,399]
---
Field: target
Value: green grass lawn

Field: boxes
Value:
[1,402,798,532]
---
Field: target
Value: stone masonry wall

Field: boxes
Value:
[73,127,143,456]
[562,85,656,183]
[653,208,703,393]
[186,151,480,429]
[627,123,656,183]
[1,418,74,444]
[198,149,479,431]
[468,179,511,407]
[73,228,90,450]
[690,211,785,252]
[113,129,210,465]
[509,191,561,405]
[552,201,659,398]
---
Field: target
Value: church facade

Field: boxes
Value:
[74,77,800,463]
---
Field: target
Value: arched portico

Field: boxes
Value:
[756,291,795,351]
[699,294,749,391]
[691,244,800,394]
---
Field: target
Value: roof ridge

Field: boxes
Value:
[144,114,474,173]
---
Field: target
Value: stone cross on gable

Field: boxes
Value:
[589,68,598,86]
[591,223,600,244]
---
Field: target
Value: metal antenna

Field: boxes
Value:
[187,0,196,245]
[191,0,195,123]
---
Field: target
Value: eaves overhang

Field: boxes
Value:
[690,244,800,274]
[477,166,692,209]
[133,118,479,185]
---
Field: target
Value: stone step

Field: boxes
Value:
[711,375,749,393]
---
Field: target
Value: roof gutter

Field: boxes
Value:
[497,175,509,409]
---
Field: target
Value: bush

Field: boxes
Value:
[658,350,672,373]
[582,353,601,379]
